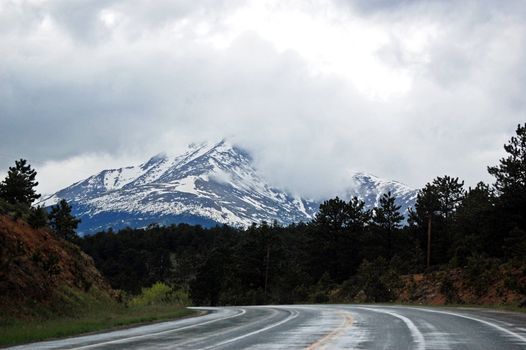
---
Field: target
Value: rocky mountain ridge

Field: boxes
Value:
[41,140,417,234]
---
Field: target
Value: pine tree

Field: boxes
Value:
[409,183,441,227]
[0,159,41,206]
[432,176,465,222]
[314,197,348,231]
[451,182,497,262]
[409,177,464,266]
[49,199,81,241]
[409,183,441,267]
[488,123,526,195]
[346,196,372,233]
[488,123,526,231]
[314,196,371,232]
[373,192,404,258]
[27,206,48,229]
[433,176,465,262]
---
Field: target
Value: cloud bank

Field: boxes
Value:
[1,0,524,198]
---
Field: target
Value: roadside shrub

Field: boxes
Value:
[465,255,500,297]
[130,282,189,307]
[44,253,62,277]
[337,276,361,302]
[503,263,526,295]
[308,272,334,303]
[0,199,30,221]
[354,257,402,302]
[311,291,329,304]
[439,273,460,304]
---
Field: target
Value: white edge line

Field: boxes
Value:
[173,307,282,348]
[68,308,247,350]
[413,307,526,343]
[356,307,425,350]
[202,308,300,349]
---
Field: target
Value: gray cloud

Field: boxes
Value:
[1,0,525,198]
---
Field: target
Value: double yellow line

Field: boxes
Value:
[306,311,354,350]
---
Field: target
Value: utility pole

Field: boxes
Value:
[427,213,432,268]
[264,244,270,302]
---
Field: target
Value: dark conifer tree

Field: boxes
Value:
[373,192,404,258]
[433,176,465,262]
[314,196,371,233]
[346,196,372,233]
[451,182,497,262]
[432,176,465,223]
[488,123,526,232]
[27,206,48,229]
[190,247,229,306]
[410,177,464,265]
[409,182,441,267]
[49,199,81,241]
[488,123,526,195]
[313,197,348,231]
[503,227,526,260]
[409,183,441,228]
[309,197,364,283]
[0,159,41,206]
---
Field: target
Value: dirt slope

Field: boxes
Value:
[0,215,115,318]
[398,266,526,306]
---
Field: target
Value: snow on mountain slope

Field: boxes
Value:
[40,140,417,234]
[40,141,318,233]
[343,171,417,217]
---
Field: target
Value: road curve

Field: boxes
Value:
[8,305,526,349]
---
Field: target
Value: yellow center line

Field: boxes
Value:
[305,312,354,350]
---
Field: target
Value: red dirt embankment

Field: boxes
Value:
[398,265,526,306]
[0,215,115,318]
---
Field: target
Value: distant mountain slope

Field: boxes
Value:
[40,140,417,234]
[343,171,417,218]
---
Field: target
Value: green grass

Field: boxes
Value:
[0,304,195,347]
[0,288,196,347]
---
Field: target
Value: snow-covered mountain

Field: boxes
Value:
[343,171,417,217]
[40,140,417,234]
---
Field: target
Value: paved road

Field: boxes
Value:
[9,305,526,349]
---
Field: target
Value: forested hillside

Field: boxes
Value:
[77,124,526,306]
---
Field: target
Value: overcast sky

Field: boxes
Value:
[1,0,525,198]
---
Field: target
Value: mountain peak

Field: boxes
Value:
[43,141,417,234]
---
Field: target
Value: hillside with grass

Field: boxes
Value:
[0,214,194,346]
[0,161,194,346]
[0,214,115,318]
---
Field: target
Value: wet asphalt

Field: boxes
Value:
[7,305,526,349]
